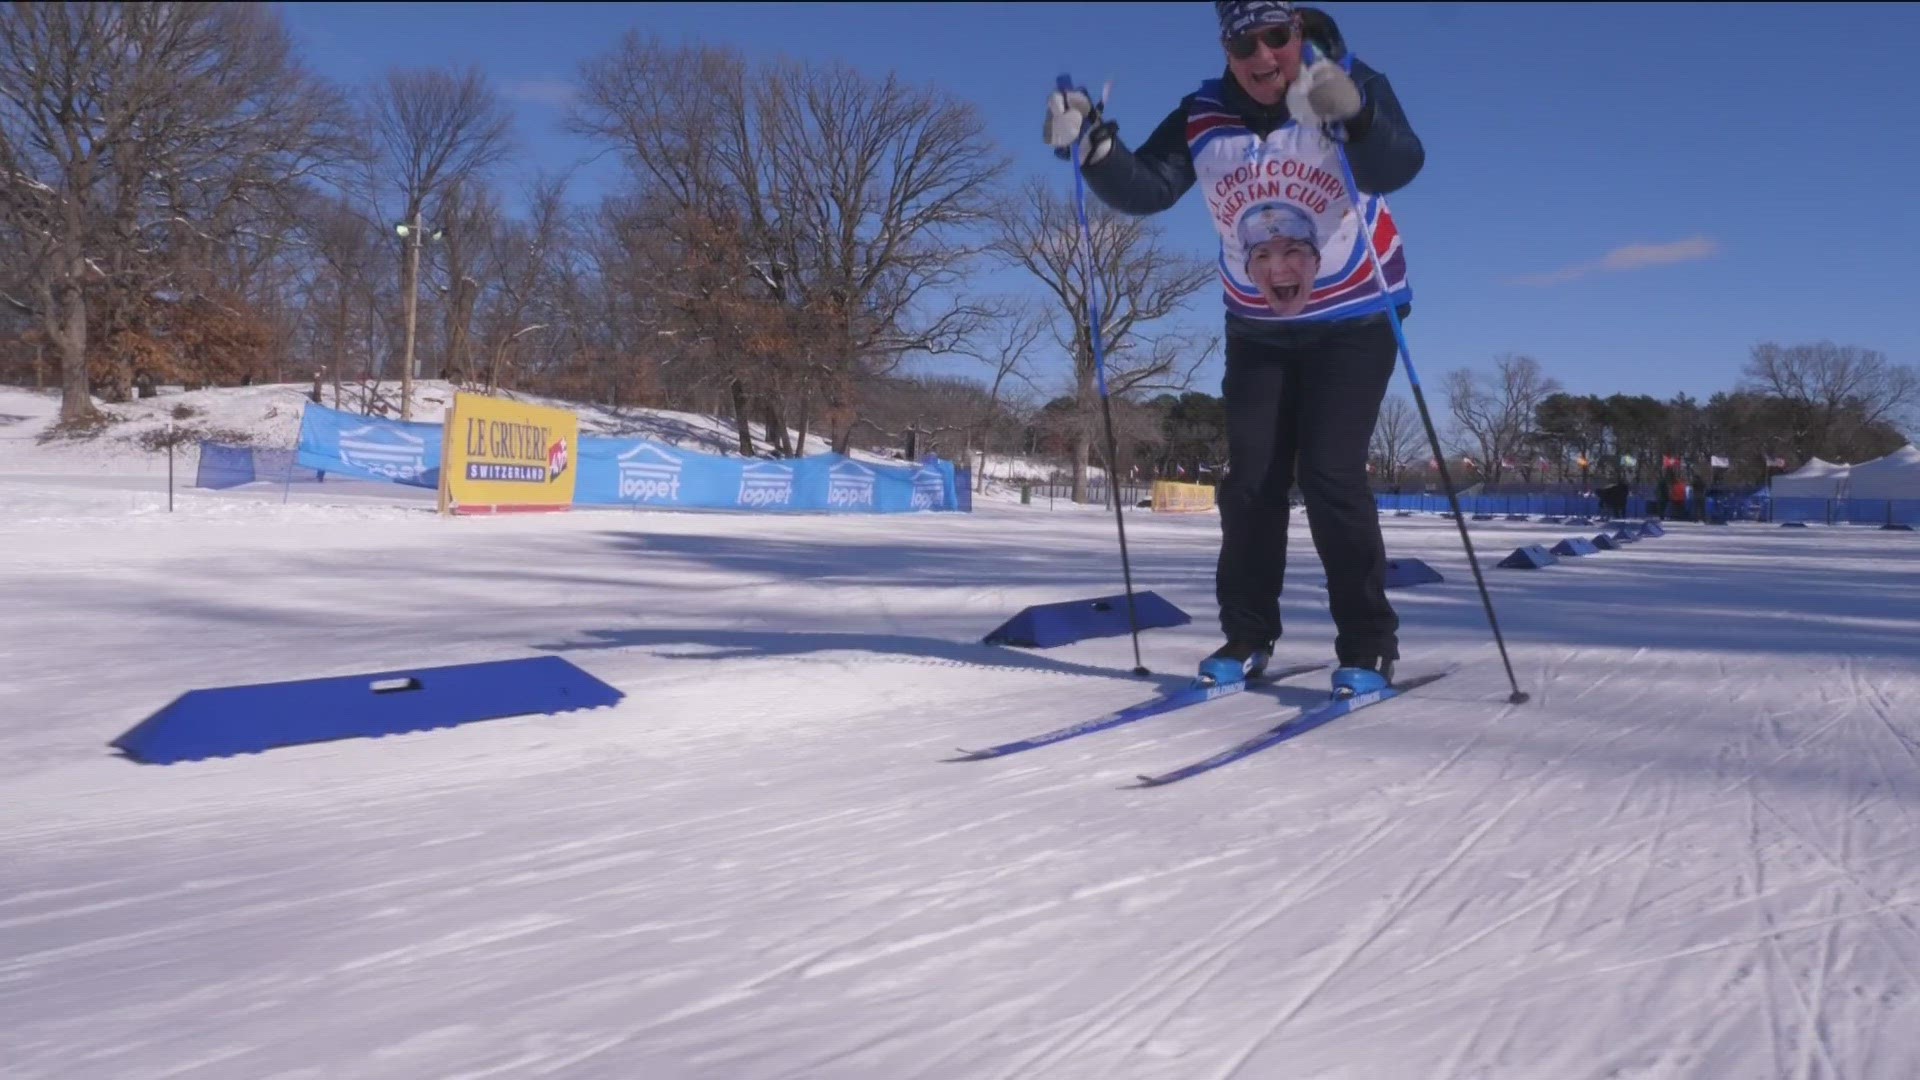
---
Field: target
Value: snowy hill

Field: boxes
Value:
[0,382,1077,499]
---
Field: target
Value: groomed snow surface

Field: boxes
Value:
[6,425,1920,1079]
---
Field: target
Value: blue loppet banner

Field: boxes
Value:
[293,403,961,512]
[296,404,441,488]
[574,437,958,513]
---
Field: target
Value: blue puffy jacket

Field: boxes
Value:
[1080,8,1425,346]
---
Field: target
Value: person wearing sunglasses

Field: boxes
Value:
[1042,1,1425,697]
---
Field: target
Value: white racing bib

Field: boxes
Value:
[1185,69,1411,324]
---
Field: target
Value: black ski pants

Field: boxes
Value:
[1215,318,1400,664]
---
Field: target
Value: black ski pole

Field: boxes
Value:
[1328,132,1529,705]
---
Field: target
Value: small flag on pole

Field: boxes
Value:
[1710,455,1729,469]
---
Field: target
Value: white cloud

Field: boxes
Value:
[503,79,578,108]
[1509,237,1721,287]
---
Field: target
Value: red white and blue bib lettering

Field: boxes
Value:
[1186,71,1411,324]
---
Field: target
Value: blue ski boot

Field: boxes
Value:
[1197,639,1273,688]
[1331,658,1395,699]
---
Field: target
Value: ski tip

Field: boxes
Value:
[1131,774,1167,789]
[1056,73,1073,91]
[944,748,992,762]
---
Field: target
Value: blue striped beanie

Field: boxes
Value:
[1215,1,1295,41]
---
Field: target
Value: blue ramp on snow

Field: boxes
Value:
[1497,544,1559,569]
[1385,558,1444,588]
[111,656,625,765]
[1552,537,1600,557]
[984,591,1191,648]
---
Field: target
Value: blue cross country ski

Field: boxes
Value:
[945,662,1327,762]
[1130,670,1453,788]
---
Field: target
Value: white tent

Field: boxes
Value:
[1844,444,1920,500]
[1770,456,1849,500]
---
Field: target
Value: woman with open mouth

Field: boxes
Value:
[1042,0,1426,698]
[1241,202,1323,318]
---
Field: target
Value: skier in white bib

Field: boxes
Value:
[1044,1,1425,697]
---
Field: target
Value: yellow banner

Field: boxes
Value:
[1152,480,1217,514]
[439,390,579,514]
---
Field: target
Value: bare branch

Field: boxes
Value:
[987,177,1214,500]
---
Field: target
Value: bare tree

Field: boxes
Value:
[0,2,348,422]
[753,59,1006,449]
[955,302,1046,489]
[300,193,383,398]
[989,177,1214,501]
[427,180,499,384]
[572,37,1006,457]
[572,42,798,456]
[1369,394,1421,485]
[368,66,512,417]
[477,176,569,392]
[1444,354,1561,486]
[1741,342,1920,459]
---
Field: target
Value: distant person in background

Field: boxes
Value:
[1598,482,1629,519]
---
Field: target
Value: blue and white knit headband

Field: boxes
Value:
[1215,0,1295,41]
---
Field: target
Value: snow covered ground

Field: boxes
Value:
[5,455,1920,1078]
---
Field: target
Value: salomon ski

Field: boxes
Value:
[1131,671,1452,787]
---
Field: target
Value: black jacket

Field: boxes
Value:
[1081,9,1425,348]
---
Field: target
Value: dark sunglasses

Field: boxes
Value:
[1226,25,1293,59]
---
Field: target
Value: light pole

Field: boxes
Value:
[395,214,444,421]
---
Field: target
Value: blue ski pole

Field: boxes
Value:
[1318,65,1528,705]
[1058,73,1149,677]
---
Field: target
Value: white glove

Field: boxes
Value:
[1286,58,1364,128]
[1043,87,1114,165]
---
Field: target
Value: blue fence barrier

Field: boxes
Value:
[1374,493,1651,518]
[572,437,959,512]
[287,403,963,513]
[295,404,442,488]
[196,443,325,489]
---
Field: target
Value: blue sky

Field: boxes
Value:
[279,2,1920,408]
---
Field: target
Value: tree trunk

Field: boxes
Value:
[1072,430,1091,504]
[794,393,810,457]
[49,276,95,424]
[445,276,478,383]
[762,400,787,456]
[730,377,755,456]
